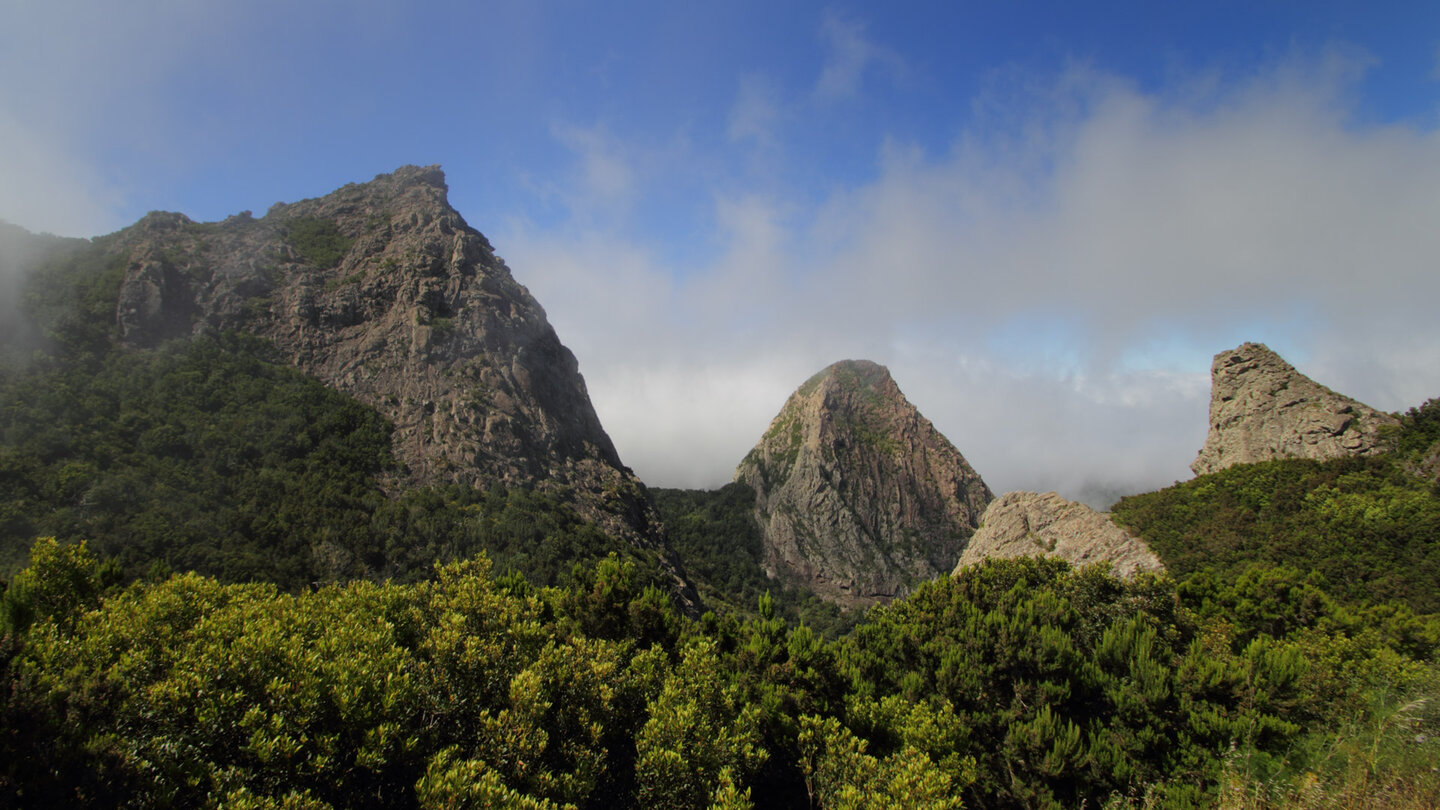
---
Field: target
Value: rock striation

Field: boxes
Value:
[953,491,1163,578]
[1192,342,1398,475]
[734,360,993,607]
[99,166,691,600]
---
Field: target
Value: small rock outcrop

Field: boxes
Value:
[1192,342,1398,476]
[953,491,1163,578]
[734,360,993,607]
[98,166,692,602]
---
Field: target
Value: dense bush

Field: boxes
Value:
[2,544,1435,808]
[0,332,395,585]
[1110,455,1440,614]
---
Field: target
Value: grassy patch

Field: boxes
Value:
[284,217,353,269]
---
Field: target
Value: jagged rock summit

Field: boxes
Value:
[954,491,1163,579]
[734,360,993,607]
[1192,342,1398,475]
[102,165,689,595]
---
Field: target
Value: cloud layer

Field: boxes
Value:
[505,54,1440,503]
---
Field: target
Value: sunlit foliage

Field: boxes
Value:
[3,545,1435,808]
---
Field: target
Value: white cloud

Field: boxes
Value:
[813,11,903,102]
[552,123,639,217]
[728,75,782,145]
[508,53,1440,504]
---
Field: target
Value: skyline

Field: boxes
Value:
[4,1,1440,502]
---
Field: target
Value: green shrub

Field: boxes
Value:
[284,217,352,269]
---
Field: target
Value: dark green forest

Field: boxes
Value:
[1,235,1438,807]
[652,484,857,636]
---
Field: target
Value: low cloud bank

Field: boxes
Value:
[508,57,1440,504]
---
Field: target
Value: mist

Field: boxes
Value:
[0,221,74,351]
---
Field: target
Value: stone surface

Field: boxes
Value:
[1192,342,1398,476]
[953,491,1163,578]
[734,360,993,607]
[100,166,694,604]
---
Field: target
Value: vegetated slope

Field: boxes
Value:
[0,331,391,584]
[1112,399,1440,613]
[651,483,856,635]
[0,330,675,591]
[735,360,992,607]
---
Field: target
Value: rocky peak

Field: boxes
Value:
[954,491,1163,579]
[102,165,692,602]
[734,359,993,607]
[1192,342,1398,475]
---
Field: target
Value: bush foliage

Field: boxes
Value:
[2,545,1436,808]
[1110,454,1440,613]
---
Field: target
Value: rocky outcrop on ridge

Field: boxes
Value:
[99,166,690,598]
[1192,342,1398,475]
[953,491,1163,579]
[734,360,993,607]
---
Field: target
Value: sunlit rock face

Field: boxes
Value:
[735,360,993,607]
[1191,342,1397,476]
[954,491,1163,579]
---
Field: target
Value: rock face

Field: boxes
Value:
[1192,342,1398,475]
[954,491,1163,578]
[734,360,993,607]
[101,166,687,594]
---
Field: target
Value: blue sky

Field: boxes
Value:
[4,1,1440,501]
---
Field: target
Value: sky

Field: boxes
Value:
[3,1,1440,504]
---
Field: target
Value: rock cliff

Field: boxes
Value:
[1192,342,1398,475]
[953,491,1163,578]
[734,360,993,607]
[100,166,690,598]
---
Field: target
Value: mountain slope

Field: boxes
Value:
[734,360,992,606]
[2,167,696,605]
[1115,397,1440,613]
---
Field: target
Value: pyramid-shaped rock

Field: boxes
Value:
[734,360,993,606]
